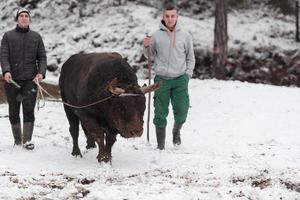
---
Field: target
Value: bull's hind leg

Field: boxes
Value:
[63,105,82,157]
[81,124,96,149]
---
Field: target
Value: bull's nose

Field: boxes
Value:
[137,128,143,136]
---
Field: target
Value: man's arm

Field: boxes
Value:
[36,34,47,79]
[0,33,11,77]
[185,33,195,78]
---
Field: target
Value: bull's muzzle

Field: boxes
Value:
[122,128,143,138]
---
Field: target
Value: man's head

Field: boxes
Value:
[15,8,31,28]
[162,3,178,30]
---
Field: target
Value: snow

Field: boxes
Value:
[1,79,300,199]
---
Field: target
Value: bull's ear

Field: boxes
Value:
[141,81,161,94]
[107,78,125,95]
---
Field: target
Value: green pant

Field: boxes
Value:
[153,74,190,128]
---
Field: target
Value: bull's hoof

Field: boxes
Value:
[72,148,82,157]
[97,153,111,163]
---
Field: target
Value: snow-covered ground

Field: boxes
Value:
[0,79,300,199]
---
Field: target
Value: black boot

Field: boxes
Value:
[23,122,34,150]
[172,122,183,146]
[11,123,22,146]
[156,126,166,150]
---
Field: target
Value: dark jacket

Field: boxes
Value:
[0,26,47,80]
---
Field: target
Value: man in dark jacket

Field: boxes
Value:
[0,7,47,150]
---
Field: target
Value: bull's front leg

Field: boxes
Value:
[105,131,117,159]
[94,130,111,163]
[80,117,110,163]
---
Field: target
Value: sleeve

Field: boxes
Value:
[0,33,11,76]
[37,34,47,78]
[185,32,195,78]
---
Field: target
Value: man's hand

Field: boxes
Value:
[3,72,12,83]
[33,73,43,82]
[143,36,152,48]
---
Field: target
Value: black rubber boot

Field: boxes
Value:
[156,126,166,150]
[172,122,183,146]
[23,122,35,150]
[11,123,22,146]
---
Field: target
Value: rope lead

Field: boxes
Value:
[34,80,115,109]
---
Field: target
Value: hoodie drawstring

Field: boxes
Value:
[166,29,176,48]
[172,31,176,48]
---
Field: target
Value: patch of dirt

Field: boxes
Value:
[79,178,95,185]
[232,174,271,189]
[280,179,300,193]
[0,75,60,104]
[1,171,17,176]
[250,176,271,189]
[5,173,92,199]
[232,170,300,193]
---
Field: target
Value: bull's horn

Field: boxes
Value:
[107,78,125,95]
[141,81,161,94]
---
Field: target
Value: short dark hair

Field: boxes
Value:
[163,2,177,11]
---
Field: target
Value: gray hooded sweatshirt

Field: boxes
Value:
[144,20,195,79]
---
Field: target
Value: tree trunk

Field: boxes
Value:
[213,0,228,79]
[296,0,299,42]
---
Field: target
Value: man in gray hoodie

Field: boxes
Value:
[1,7,47,150]
[143,3,195,150]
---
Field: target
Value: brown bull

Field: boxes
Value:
[59,52,159,163]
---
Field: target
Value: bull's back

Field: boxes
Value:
[60,52,122,85]
[59,52,137,103]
